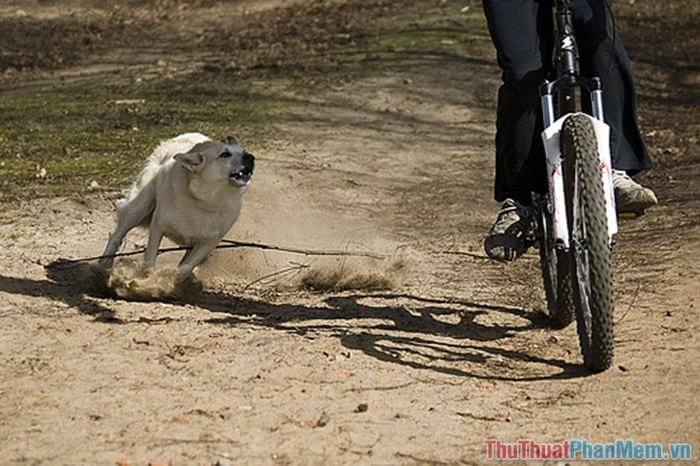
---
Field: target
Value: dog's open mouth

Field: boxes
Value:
[230,168,253,184]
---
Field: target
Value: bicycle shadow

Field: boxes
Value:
[0,260,590,381]
[198,291,588,381]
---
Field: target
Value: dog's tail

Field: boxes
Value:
[115,198,128,212]
[125,133,212,203]
[149,133,211,168]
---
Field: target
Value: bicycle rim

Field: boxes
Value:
[561,114,614,372]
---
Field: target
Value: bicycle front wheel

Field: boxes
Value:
[561,114,614,372]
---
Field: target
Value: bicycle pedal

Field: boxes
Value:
[618,210,645,219]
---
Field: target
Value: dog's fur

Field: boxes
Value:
[100,132,254,276]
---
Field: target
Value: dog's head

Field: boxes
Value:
[174,136,255,188]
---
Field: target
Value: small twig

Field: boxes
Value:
[343,382,416,393]
[242,262,311,292]
[456,412,511,422]
[660,325,689,333]
[615,282,641,324]
[437,249,490,260]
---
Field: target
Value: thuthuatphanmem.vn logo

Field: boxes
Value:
[484,439,692,461]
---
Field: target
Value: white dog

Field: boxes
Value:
[100,132,254,277]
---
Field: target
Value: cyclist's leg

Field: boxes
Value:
[482,0,552,260]
[571,0,656,212]
[482,0,552,206]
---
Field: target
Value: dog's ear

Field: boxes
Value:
[174,152,204,172]
[226,135,239,146]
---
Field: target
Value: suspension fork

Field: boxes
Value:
[541,77,604,126]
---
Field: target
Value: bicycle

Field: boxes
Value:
[535,0,618,372]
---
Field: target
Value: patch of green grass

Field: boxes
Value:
[375,4,492,59]
[0,75,278,204]
[0,0,494,206]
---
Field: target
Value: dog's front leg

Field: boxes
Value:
[177,241,218,278]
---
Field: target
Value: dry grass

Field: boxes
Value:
[300,267,393,293]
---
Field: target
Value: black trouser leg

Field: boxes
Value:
[572,0,652,173]
[483,0,552,205]
[482,0,652,204]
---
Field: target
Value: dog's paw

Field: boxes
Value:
[172,272,203,301]
[86,262,116,296]
[102,266,202,302]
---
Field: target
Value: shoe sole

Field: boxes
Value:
[618,210,645,219]
[616,192,657,216]
[484,234,528,262]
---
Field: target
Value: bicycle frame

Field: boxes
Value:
[539,0,617,249]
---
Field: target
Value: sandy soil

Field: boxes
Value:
[1,1,698,465]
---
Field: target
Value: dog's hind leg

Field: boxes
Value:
[143,223,165,270]
[99,189,155,268]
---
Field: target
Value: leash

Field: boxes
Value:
[45,239,385,270]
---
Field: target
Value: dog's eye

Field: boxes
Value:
[220,151,232,158]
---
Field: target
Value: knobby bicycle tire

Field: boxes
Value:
[561,114,614,372]
[537,199,575,329]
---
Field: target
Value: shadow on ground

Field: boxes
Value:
[0,259,589,382]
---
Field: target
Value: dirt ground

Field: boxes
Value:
[1,1,698,465]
